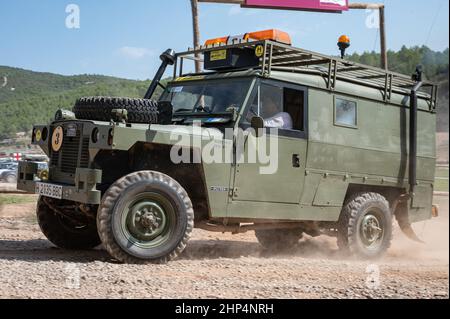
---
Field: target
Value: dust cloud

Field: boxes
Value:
[388,196,449,262]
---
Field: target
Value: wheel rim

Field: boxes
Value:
[120,192,175,249]
[360,211,384,250]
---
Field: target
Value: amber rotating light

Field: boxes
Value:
[338,35,350,59]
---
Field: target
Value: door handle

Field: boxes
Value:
[292,154,300,168]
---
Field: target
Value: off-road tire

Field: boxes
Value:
[337,192,393,259]
[97,171,194,264]
[73,97,159,124]
[37,197,101,250]
[255,228,303,250]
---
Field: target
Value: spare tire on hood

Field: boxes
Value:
[73,97,161,124]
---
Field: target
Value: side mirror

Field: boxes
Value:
[251,116,265,138]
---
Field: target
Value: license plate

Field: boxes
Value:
[35,182,63,199]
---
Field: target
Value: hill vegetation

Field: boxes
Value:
[0,45,448,139]
[347,46,449,133]
[0,67,160,138]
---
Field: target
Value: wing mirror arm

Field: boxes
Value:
[251,116,265,138]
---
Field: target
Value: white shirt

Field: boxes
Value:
[263,112,293,130]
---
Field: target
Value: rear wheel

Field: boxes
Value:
[97,171,194,264]
[337,192,393,259]
[255,228,303,250]
[37,197,101,250]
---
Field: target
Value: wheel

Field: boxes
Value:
[337,192,393,259]
[73,97,159,124]
[5,174,16,183]
[37,197,101,250]
[255,228,303,250]
[97,171,194,264]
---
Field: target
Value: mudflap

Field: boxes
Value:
[397,220,425,243]
[393,195,425,244]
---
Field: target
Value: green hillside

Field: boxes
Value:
[0,66,158,139]
[0,67,151,101]
[347,46,449,133]
[0,45,448,139]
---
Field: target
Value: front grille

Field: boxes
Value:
[50,151,59,167]
[50,124,90,176]
[79,138,90,168]
[60,134,81,173]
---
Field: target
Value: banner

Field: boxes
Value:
[243,0,349,13]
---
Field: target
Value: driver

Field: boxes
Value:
[261,94,293,130]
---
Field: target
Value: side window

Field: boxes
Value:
[335,98,357,128]
[245,83,305,132]
[284,88,304,131]
[259,84,283,119]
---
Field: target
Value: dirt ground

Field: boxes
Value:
[0,194,448,299]
[437,132,449,164]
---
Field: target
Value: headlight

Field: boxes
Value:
[41,127,48,141]
[39,170,49,181]
[91,127,100,143]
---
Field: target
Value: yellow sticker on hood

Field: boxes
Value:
[175,75,206,82]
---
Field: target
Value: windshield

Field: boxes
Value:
[160,79,252,115]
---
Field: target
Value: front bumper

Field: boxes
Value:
[17,161,102,205]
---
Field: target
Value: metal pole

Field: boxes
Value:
[190,0,202,73]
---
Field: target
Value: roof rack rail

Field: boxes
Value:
[174,40,438,110]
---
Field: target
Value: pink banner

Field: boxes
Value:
[244,0,349,12]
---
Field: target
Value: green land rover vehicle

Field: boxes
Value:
[17,30,439,263]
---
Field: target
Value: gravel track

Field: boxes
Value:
[0,196,448,299]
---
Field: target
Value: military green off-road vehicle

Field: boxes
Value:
[18,30,439,263]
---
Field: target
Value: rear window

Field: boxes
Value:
[335,98,357,128]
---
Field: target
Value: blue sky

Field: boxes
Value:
[0,0,448,80]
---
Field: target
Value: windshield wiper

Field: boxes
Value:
[174,108,194,114]
[195,105,212,113]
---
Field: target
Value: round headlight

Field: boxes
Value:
[91,128,100,143]
[42,127,48,141]
[39,170,49,181]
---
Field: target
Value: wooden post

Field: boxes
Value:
[348,3,387,69]
[379,6,388,69]
[190,0,202,73]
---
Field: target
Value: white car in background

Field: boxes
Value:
[0,162,18,183]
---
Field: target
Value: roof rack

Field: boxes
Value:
[175,40,438,110]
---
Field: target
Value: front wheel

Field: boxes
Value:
[37,197,101,250]
[97,171,194,264]
[337,192,393,259]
